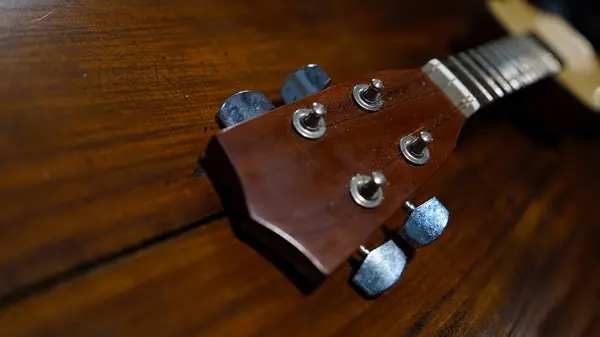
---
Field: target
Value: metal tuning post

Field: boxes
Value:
[292,102,327,139]
[352,78,384,111]
[349,171,386,208]
[205,64,466,293]
[399,131,433,165]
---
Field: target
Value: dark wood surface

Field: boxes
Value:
[0,0,599,336]
[208,69,465,281]
[0,0,473,299]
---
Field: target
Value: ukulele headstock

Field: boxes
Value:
[205,64,466,292]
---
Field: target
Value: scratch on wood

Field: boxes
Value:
[35,9,55,21]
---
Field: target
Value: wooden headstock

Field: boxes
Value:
[205,68,465,285]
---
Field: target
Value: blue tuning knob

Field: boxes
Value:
[280,64,331,104]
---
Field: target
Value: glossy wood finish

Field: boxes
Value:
[1,0,599,335]
[0,0,470,298]
[207,70,464,282]
[2,114,599,337]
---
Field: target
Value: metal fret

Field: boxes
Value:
[459,52,503,98]
[468,49,511,94]
[423,35,562,117]
[448,55,494,103]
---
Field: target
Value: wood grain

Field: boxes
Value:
[1,0,599,335]
[0,0,479,298]
[207,69,464,283]
[2,114,599,336]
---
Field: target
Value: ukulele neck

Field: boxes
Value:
[423,35,562,117]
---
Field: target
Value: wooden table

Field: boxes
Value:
[0,0,599,335]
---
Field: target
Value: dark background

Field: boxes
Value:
[0,0,599,335]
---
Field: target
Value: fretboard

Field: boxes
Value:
[423,35,562,117]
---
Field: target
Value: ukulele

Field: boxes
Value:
[203,0,600,297]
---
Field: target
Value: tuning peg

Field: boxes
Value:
[349,171,387,208]
[399,197,449,248]
[218,90,275,128]
[399,131,433,165]
[292,102,327,139]
[352,240,407,297]
[281,64,331,104]
[352,78,385,111]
